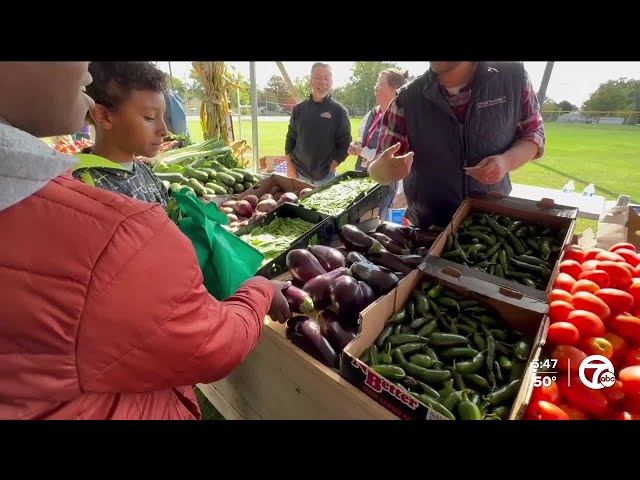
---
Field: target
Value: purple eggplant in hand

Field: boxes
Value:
[303,267,349,309]
[376,222,413,246]
[330,275,364,326]
[318,310,357,352]
[340,224,383,254]
[308,245,346,271]
[346,251,371,267]
[358,280,377,307]
[398,254,423,268]
[283,285,314,314]
[286,249,326,285]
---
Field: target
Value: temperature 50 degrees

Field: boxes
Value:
[533,373,557,388]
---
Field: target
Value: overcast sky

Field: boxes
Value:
[157,61,640,107]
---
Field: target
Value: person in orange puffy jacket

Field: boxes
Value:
[0,62,292,420]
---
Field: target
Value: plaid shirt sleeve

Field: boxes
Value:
[517,71,546,159]
[375,98,410,155]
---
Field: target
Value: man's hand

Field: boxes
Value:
[368,143,414,185]
[465,155,509,184]
[348,142,363,156]
[330,160,338,172]
[268,280,292,324]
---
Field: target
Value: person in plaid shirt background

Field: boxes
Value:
[368,61,545,228]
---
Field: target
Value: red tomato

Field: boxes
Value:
[563,245,587,264]
[603,380,625,405]
[572,291,611,320]
[579,337,614,359]
[525,400,570,420]
[559,260,583,280]
[558,403,589,420]
[604,332,629,361]
[551,345,587,372]
[594,288,635,315]
[581,259,602,272]
[548,289,573,304]
[598,261,633,291]
[623,347,640,367]
[610,243,637,254]
[531,379,561,405]
[609,314,640,344]
[628,282,640,305]
[619,366,640,398]
[610,411,640,420]
[620,263,637,277]
[549,300,575,323]
[566,309,606,338]
[612,248,640,267]
[547,322,580,346]
[585,248,605,261]
[558,377,609,416]
[595,251,626,263]
[571,279,601,295]
[578,270,610,289]
[553,273,576,292]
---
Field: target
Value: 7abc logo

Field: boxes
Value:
[579,355,616,390]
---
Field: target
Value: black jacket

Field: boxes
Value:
[397,62,530,227]
[285,94,352,181]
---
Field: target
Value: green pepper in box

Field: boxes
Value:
[340,265,549,420]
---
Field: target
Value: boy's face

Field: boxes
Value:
[0,62,94,138]
[92,89,168,158]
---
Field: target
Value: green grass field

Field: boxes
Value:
[188,119,640,234]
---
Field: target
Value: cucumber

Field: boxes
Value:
[188,178,207,196]
[243,181,254,191]
[183,166,209,183]
[154,172,189,183]
[231,168,254,182]
[233,183,245,193]
[198,168,218,180]
[169,182,184,194]
[216,171,236,186]
[220,168,244,183]
[227,187,234,194]
[205,182,228,195]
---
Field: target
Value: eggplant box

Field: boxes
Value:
[428,194,578,302]
[340,261,549,420]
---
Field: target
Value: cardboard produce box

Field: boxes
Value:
[237,173,314,202]
[428,194,577,302]
[340,262,549,420]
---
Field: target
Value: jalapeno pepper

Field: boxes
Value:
[486,217,508,237]
[514,339,532,361]
[394,342,424,355]
[406,299,416,321]
[437,379,455,400]
[404,363,452,383]
[485,379,522,406]
[375,324,393,350]
[443,390,463,413]
[370,364,406,381]
[455,352,485,374]
[435,296,460,312]
[464,373,490,390]
[440,347,480,359]
[417,320,438,337]
[506,231,526,255]
[416,394,456,420]
[413,291,430,316]
[388,334,428,346]
[445,234,454,251]
[409,354,435,369]
[457,394,482,420]
[486,335,496,371]
[416,380,441,399]
[429,332,469,347]
[409,316,429,330]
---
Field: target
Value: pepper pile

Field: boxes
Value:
[360,279,532,420]
[525,242,640,420]
[441,210,567,289]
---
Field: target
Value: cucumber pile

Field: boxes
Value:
[441,211,567,289]
[155,159,265,199]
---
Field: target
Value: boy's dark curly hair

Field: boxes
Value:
[86,62,168,110]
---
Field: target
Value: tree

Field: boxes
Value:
[187,68,205,101]
[344,61,401,111]
[542,98,561,121]
[165,75,186,99]
[558,100,579,112]
[582,78,637,112]
[293,75,311,99]
[225,66,250,113]
[263,75,292,111]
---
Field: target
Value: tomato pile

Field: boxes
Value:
[53,138,93,155]
[526,242,640,420]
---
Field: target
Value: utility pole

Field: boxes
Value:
[537,61,555,106]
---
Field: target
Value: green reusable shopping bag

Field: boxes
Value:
[172,188,265,300]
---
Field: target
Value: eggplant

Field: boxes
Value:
[286,249,327,285]
[416,246,429,256]
[369,232,406,255]
[330,275,364,325]
[318,310,358,352]
[346,251,371,267]
[358,280,377,307]
[367,250,414,274]
[298,318,339,368]
[308,245,346,271]
[398,254,424,268]
[303,267,349,309]
[376,222,413,247]
[340,224,383,254]
[283,285,314,314]
[350,262,399,296]
[410,228,440,247]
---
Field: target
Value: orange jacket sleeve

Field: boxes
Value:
[75,204,274,393]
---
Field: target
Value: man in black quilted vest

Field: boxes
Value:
[368,61,545,228]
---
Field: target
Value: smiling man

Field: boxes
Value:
[284,62,352,185]
[368,61,545,228]
[72,62,171,209]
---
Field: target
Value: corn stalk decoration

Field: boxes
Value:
[192,61,234,143]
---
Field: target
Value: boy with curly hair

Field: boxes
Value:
[72,61,171,208]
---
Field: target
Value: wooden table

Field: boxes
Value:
[197,318,397,420]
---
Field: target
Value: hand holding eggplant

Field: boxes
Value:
[268,280,293,323]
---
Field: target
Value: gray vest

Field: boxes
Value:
[397,62,524,227]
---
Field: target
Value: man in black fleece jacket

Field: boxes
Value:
[284,63,352,184]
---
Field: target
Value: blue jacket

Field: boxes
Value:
[164,91,188,135]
